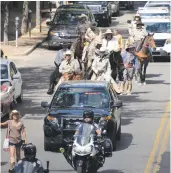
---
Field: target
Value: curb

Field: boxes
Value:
[5,37,47,57]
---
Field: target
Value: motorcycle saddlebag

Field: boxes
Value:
[104,138,112,157]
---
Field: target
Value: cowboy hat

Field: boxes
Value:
[104,29,113,35]
[65,50,72,55]
[135,13,140,17]
[126,44,135,52]
[79,13,88,19]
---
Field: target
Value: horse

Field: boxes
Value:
[109,51,124,81]
[134,33,156,84]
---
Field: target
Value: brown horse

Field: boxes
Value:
[134,34,156,84]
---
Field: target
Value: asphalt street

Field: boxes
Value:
[1,3,170,173]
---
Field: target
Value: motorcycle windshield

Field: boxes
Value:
[14,160,43,173]
[76,123,95,146]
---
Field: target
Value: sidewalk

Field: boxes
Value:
[1,21,48,56]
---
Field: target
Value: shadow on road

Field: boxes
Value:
[116,133,134,151]
[146,80,170,85]
[157,151,170,173]
[0,162,8,166]
[99,169,124,173]
[146,74,163,78]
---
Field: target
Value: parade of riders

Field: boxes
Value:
[47,13,156,95]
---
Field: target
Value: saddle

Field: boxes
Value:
[63,73,74,80]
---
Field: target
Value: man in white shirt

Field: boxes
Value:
[56,50,82,89]
[102,29,124,84]
[47,42,70,95]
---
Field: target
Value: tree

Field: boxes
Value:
[36,1,41,32]
[2,2,10,45]
[21,1,29,35]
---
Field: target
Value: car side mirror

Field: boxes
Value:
[46,21,52,26]
[113,100,122,108]
[41,101,49,108]
[127,20,132,24]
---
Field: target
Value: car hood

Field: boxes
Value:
[49,25,77,36]
[48,108,110,118]
[153,33,171,40]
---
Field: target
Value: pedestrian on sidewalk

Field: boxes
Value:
[122,45,136,95]
[0,110,27,172]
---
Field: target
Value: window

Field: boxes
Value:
[11,63,17,74]
[0,64,8,79]
[51,87,109,108]
[10,63,15,78]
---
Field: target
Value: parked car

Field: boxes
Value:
[119,1,134,10]
[46,4,95,49]
[0,57,23,117]
[75,1,112,27]
[144,1,171,10]
[110,1,120,17]
[1,82,14,118]
[41,80,122,152]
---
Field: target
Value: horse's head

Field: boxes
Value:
[145,33,156,49]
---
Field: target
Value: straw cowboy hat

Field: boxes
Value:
[135,13,140,17]
[65,50,72,56]
[79,13,88,19]
[104,29,113,35]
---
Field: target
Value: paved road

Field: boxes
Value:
[1,3,170,173]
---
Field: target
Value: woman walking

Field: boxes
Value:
[0,110,27,172]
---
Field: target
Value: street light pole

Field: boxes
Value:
[15,17,19,48]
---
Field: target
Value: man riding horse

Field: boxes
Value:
[102,29,124,87]
[131,21,156,85]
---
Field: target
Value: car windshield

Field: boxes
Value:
[144,22,170,33]
[146,4,171,9]
[78,1,107,5]
[0,64,8,79]
[53,10,88,25]
[51,87,109,108]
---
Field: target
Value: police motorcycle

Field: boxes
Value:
[13,143,49,173]
[60,122,110,173]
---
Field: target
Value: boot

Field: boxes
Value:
[127,81,132,95]
[47,84,55,95]
[9,162,15,172]
[123,81,129,94]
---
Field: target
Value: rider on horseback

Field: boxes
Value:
[91,47,121,94]
[47,42,70,95]
[56,50,81,89]
[83,22,102,67]
[102,29,124,92]
[76,13,90,37]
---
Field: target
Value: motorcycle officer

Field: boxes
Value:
[13,143,49,173]
[47,42,70,95]
[75,110,101,136]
